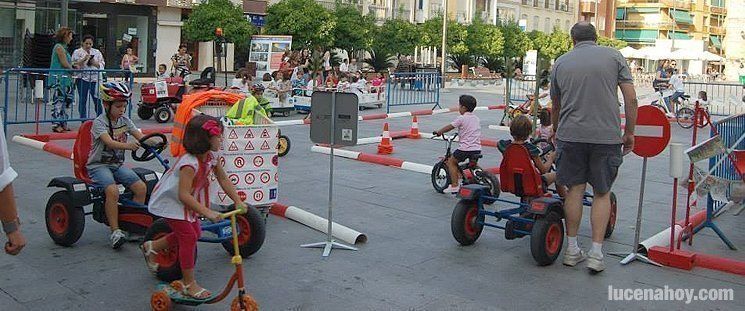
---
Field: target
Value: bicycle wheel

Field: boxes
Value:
[675,107,694,129]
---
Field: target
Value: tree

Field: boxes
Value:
[332,3,376,56]
[530,28,571,61]
[446,21,471,71]
[265,0,336,49]
[466,18,504,65]
[182,0,256,46]
[500,21,532,60]
[418,15,444,48]
[372,19,419,57]
[598,36,628,49]
[363,49,396,72]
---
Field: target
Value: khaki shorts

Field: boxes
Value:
[555,140,622,194]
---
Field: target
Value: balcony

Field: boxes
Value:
[317,0,363,11]
[368,4,388,22]
[394,8,411,21]
[167,0,200,9]
[660,0,692,10]
[579,1,596,14]
[616,19,673,29]
[710,6,726,15]
[709,25,725,35]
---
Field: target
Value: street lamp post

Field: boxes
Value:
[441,0,448,79]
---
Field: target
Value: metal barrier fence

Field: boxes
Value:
[2,68,134,135]
[683,81,745,116]
[506,75,537,104]
[704,113,745,249]
[385,72,441,113]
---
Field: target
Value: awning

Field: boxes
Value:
[616,8,626,20]
[615,29,658,43]
[670,32,691,40]
[670,10,693,25]
[619,46,639,58]
[710,36,722,49]
[627,7,659,13]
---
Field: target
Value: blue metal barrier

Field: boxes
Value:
[702,113,745,249]
[2,67,133,135]
[385,72,441,113]
[506,75,537,104]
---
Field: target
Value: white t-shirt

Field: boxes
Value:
[669,74,685,92]
[0,117,17,192]
[340,63,349,72]
[72,47,105,82]
[148,153,216,222]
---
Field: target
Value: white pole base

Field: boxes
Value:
[301,240,358,257]
[609,251,663,266]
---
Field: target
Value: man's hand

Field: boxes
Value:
[622,132,635,155]
[4,231,26,255]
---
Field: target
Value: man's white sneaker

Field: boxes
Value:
[110,229,127,249]
[587,252,605,273]
[562,249,587,267]
[443,185,460,194]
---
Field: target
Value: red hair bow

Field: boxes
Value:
[201,119,222,136]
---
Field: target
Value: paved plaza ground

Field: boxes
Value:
[1,88,744,310]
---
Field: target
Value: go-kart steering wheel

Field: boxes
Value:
[132,133,168,162]
[531,138,555,158]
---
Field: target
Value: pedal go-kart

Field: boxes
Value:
[450,142,618,265]
[291,87,385,113]
[430,133,499,197]
[45,121,266,281]
[139,68,216,123]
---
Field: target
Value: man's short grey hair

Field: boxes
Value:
[571,22,598,42]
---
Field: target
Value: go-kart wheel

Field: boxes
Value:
[605,192,618,239]
[132,133,168,162]
[231,294,259,311]
[277,135,291,157]
[138,106,154,120]
[530,211,564,266]
[474,169,500,198]
[222,206,266,257]
[144,219,196,282]
[675,107,694,129]
[150,291,172,311]
[431,160,450,193]
[451,200,484,245]
[45,191,85,246]
[282,110,290,117]
[155,106,172,123]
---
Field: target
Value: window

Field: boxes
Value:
[555,19,560,30]
[534,0,539,7]
[533,16,539,31]
[565,20,570,31]
[545,0,550,8]
[418,0,423,10]
[544,17,551,32]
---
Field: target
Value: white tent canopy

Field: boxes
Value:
[700,51,724,62]
[669,49,698,60]
[636,46,670,60]
[619,46,639,58]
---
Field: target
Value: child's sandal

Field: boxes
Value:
[139,241,159,274]
[183,282,212,300]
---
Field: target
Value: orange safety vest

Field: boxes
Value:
[171,89,245,157]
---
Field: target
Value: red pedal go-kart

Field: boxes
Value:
[451,142,618,265]
[45,121,266,281]
[139,68,216,123]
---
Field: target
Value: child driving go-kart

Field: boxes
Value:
[89,81,149,249]
[433,95,481,194]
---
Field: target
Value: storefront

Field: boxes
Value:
[72,2,156,74]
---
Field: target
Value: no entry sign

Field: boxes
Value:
[633,105,671,158]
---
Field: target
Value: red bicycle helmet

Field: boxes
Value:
[99,81,132,102]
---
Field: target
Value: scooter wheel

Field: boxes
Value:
[150,291,172,311]
[277,135,291,157]
[230,294,259,311]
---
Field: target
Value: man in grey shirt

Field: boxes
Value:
[550,22,638,273]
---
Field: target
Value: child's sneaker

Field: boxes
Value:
[443,185,460,194]
[587,252,605,273]
[562,249,587,267]
[110,229,127,249]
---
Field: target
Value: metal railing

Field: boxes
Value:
[2,68,134,135]
[683,81,745,116]
[506,75,538,104]
[386,72,441,113]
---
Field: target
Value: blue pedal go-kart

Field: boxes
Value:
[451,142,618,265]
[44,121,266,281]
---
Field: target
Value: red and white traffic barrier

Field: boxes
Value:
[273,105,506,127]
[12,136,73,159]
[21,126,174,142]
[310,145,499,177]
[270,203,367,245]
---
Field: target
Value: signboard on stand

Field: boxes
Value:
[249,35,292,79]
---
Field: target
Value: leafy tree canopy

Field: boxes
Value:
[183,0,256,46]
[265,0,336,49]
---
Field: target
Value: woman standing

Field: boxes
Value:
[49,27,75,132]
[120,47,139,81]
[72,35,105,118]
[171,44,193,78]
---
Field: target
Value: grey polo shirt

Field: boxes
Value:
[550,41,633,144]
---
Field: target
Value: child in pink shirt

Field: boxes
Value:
[433,95,481,193]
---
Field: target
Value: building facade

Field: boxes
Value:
[723,0,744,80]
[577,0,616,37]
[614,0,727,54]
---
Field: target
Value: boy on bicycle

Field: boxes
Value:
[433,95,481,193]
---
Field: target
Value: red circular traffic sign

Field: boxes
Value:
[633,105,671,158]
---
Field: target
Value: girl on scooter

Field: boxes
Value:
[141,115,247,300]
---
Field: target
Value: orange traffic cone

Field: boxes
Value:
[377,123,393,154]
[408,116,421,139]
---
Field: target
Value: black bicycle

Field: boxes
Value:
[430,133,500,198]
